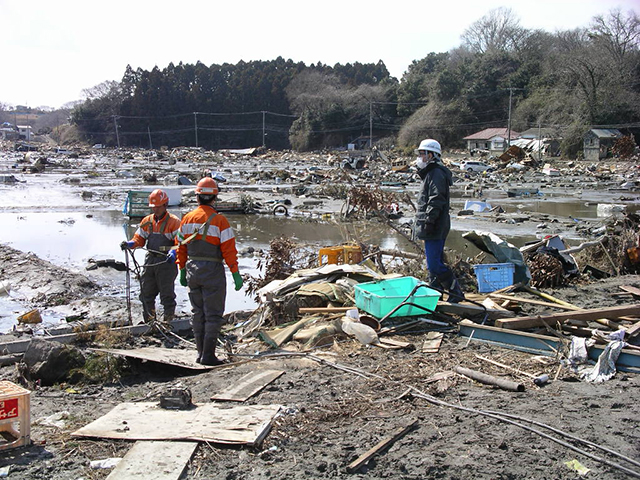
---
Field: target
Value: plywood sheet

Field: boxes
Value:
[72,402,281,446]
[93,347,216,370]
[106,441,197,480]
[211,369,284,402]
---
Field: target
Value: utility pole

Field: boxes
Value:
[147,126,153,150]
[369,102,373,149]
[262,111,266,148]
[538,121,542,161]
[507,88,513,148]
[113,116,120,148]
[194,112,198,148]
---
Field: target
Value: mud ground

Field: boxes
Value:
[0,145,639,479]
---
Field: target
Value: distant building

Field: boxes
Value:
[517,127,562,157]
[583,129,622,161]
[17,125,33,141]
[463,128,520,155]
[0,123,18,141]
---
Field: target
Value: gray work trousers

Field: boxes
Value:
[140,255,178,318]
[185,259,226,338]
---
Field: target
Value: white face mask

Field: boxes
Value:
[416,157,427,170]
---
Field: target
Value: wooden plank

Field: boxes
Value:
[489,293,580,311]
[625,321,640,339]
[436,302,515,320]
[379,338,413,349]
[211,370,284,402]
[421,332,443,353]
[72,402,281,446]
[92,347,215,371]
[298,307,351,314]
[106,441,197,480]
[619,285,640,297]
[346,420,418,473]
[495,304,640,330]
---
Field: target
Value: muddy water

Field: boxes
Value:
[0,207,541,331]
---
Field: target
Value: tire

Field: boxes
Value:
[467,168,474,172]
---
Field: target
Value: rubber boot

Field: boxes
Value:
[428,274,442,289]
[437,271,466,304]
[200,325,224,366]
[194,333,204,364]
[143,306,157,323]
[163,309,175,325]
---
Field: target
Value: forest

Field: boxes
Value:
[67,7,640,156]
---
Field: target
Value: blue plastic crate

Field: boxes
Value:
[473,263,515,293]
[355,276,441,319]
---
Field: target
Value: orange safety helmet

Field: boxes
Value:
[195,177,219,195]
[148,189,169,207]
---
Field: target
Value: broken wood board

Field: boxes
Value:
[106,441,197,480]
[346,420,418,473]
[92,347,215,370]
[258,317,315,348]
[421,331,444,353]
[619,285,640,297]
[211,369,284,402]
[374,338,414,350]
[436,302,515,320]
[72,402,281,446]
[298,306,352,314]
[494,304,640,330]
[626,321,640,339]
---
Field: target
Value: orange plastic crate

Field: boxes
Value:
[318,245,363,266]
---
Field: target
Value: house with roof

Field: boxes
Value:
[463,128,520,155]
[583,129,622,161]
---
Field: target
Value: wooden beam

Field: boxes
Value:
[346,420,418,473]
[495,304,640,330]
[298,307,351,314]
[436,302,515,320]
[489,293,581,311]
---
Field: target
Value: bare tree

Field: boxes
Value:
[589,8,640,73]
[81,80,122,101]
[461,7,526,54]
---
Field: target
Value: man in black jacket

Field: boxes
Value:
[414,138,465,303]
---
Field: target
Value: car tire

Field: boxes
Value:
[467,168,474,172]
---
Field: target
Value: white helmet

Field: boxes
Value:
[418,139,441,156]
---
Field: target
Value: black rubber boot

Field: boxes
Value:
[200,324,224,366]
[437,271,466,304]
[194,333,204,364]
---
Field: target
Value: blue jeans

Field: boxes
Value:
[424,239,448,276]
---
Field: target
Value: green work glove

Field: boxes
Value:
[232,271,243,291]
[179,269,187,287]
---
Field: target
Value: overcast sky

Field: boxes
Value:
[1,0,637,109]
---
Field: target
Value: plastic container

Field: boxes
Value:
[473,263,515,293]
[354,276,441,319]
[318,245,363,266]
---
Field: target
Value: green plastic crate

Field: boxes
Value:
[355,276,441,319]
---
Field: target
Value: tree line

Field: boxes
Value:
[68,7,639,156]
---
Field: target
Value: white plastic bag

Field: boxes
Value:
[341,318,378,345]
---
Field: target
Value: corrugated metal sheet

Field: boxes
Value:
[589,129,622,138]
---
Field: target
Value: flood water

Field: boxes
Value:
[1,172,632,332]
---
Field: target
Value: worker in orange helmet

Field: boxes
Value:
[176,177,243,365]
[121,189,181,323]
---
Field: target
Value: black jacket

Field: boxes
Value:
[415,160,453,240]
